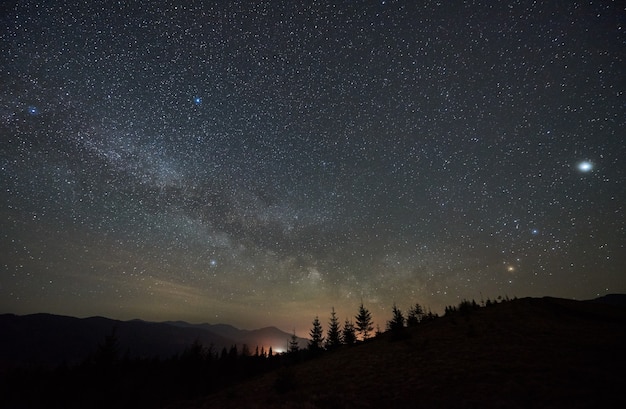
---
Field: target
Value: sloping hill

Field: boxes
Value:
[589,293,626,308]
[189,297,626,409]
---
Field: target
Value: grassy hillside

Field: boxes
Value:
[183,297,626,409]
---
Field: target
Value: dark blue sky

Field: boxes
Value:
[1,0,624,333]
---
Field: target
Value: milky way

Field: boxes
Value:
[1,1,624,333]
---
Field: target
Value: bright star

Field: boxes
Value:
[27,106,39,116]
[577,161,593,172]
[193,96,202,106]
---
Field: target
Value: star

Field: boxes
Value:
[1,0,623,336]
[577,161,593,172]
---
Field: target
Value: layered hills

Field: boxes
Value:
[0,313,307,369]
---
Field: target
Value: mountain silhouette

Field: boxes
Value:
[0,313,305,369]
[163,321,309,352]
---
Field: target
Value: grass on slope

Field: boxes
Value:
[177,297,626,409]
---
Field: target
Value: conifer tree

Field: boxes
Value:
[326,307,342,349]
[387,303,405,332]
[228,344,238,360]
[94,327,120,368]
[407,303,424,327]
[288,331,299,353]
[342,318,357,345]
[424,308,438,322]
[241,344,251,357]
[309,316,324,351]
[355,302,374,340]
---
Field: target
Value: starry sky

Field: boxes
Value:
[1,0,624,335]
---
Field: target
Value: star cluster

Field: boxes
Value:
[1,1,624,332]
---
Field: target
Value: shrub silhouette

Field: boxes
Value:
[342,318,357,345]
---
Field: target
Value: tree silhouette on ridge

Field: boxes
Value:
[355,302,374,340]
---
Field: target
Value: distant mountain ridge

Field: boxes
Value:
[163,321,307,353]
[588,293,626,308]
[0,313,308,370]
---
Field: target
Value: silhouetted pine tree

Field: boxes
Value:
[407,303,424,327]
[356,302,374,340]
[445,305,457,315]
[92,326,121,394]
[309,316,324,351]
[228,344,238,360]
[459,299,477,315]
[326,307,342,349]
[342,318,357,345]
[181,338,206,363]
[424,309,438,321]
[206,343,216,361]
[288,331,299,353]
[94,326,120,368]
[387,303,405,332]
[241,344,251,357]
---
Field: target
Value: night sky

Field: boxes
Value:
[1,1,624,335]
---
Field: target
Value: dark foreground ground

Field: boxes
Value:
[176,297,626,409]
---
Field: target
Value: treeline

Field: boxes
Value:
[443,294,516,316]
[304,295,517,348]
[305,302,376,352]
[1,330,298,409]
[303,301,439,350]
[383,295,517,338]
[1,295,517,408]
